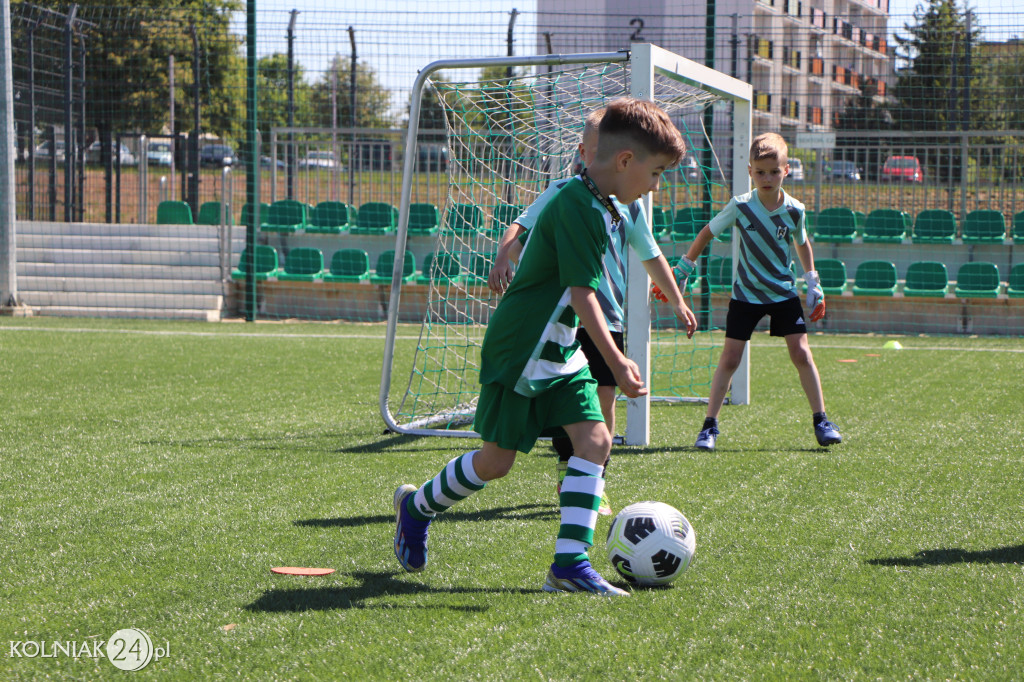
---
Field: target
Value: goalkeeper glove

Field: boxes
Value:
[652,256,697,303]
[804,270,826,322]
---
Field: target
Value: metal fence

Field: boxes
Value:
[5,1,1024,333]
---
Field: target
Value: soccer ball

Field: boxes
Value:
[606,501,696,586]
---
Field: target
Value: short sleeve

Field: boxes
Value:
[707,198,739,237]
[625,201,662,261]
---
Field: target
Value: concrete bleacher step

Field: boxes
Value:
[14,220,240,321]
[18,290,223,310]
[18,262,230,280]
[18,275,225,295]
[37,306,222,322]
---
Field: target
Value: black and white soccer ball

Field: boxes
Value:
[606,501,696,586]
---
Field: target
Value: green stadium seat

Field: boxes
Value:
[862,209,907,243]
[852,260,898,296]
[196,201,230,226]
[650,206,671,238]
[912,209,957,244]
[369,249,416,284]
[815,258,848,295]
[812,207,857,243]
[408,202,441,235]
[231,245,279,281]
[670,207,703,242]
[307,201,355,233]
[468,253,495,283]
[324,248,370,282]
[961,210,1007,244]
[901,211,913,230]
[261,199,308,233]
[1007,263,1024,298]
[1013,211,1024,243]
[903,261,949,298]
[156,200,193,225]
[490,203,524,237]
[277,247,325,281]
[240,202,270,229]
[417,253,464,284]
[352,202,398,234]
[707,256,732,293]
[954,262,1001,298]
[446,203,484,235]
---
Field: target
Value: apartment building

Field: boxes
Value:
[536,0,893,136]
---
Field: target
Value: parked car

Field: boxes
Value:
[787,157,804,182]
[260,155,286,169]
[32,139,65,163]
[299,150,339,169]
[199,144,234,167]
[146,141,173,166]
[85,140,136,166]
[881,155,924,183]
[825,159,861,182]
[416,143,448,172]
[351,139,393,170]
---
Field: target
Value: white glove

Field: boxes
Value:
[804,270,826,322]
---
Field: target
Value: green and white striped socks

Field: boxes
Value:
[554,456,604,567]
[407,451,486,521]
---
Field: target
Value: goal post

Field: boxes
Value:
[624,43,752,445]
[380,44,752,444]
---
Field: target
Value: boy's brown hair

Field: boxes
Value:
[750,132,788,162]
[595,98,685,165]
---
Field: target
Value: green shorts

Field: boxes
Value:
[474,369,603,454]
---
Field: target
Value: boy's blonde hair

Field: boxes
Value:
[582,107,606,141]
[595,98,685,165]
[750,132,788,162]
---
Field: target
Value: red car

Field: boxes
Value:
[881,156,924,183]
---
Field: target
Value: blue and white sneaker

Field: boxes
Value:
[542,561,630,597]
[695,425,719,451]
[815,420,842,446]
[393,484,431,572]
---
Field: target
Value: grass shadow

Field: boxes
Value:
[245,570,544,612]
[867,543,1024,567]
[295,503,558,528]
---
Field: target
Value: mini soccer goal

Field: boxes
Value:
[379,43,751,445]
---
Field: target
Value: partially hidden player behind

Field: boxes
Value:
[654,132,842,450]
[393,98,687,595]
[488,107,697,516]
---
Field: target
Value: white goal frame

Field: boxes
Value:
[379,43,752,445]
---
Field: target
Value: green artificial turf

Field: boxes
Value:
[1,318,1021,680]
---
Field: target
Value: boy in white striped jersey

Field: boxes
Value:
[660,132,842,450]
[393,99,687,595]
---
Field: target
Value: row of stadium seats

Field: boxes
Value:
[156,200,232,226]
[229,200,521,237]
[806,207,1024,244]
[790,257,1023,298]
[653,206,1024,244]
[230,246,494,285]
[162,198,1024,247]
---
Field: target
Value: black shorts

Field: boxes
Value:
[725,297,807,341]
[576,328,624,387]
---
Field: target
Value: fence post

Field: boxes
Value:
[1,0,29,313]
[139,134,148,223]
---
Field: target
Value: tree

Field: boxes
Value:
[892,0,997,132]
[308,55,394,131]
[257,53,314,135]
[53,1,245,145]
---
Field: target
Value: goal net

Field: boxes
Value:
[380,44,752,444]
